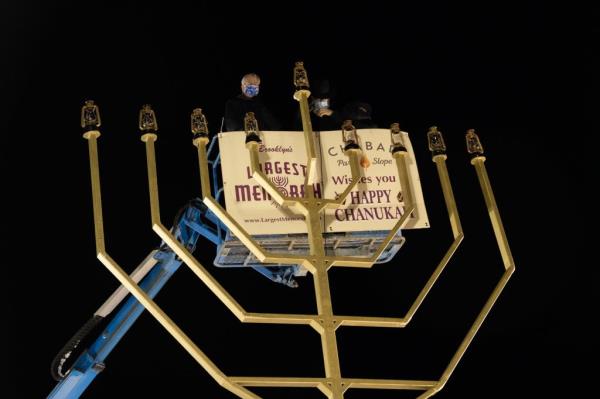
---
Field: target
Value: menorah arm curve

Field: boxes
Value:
[416,155,515,399]
[295,89,319,187]
[417,267,514,399]
[331,234,462,328]
[95,253,260,399]
[319,149,362,211]
[323,152,465,329]
[228,376,438,392]
[84,131,260,399]
[194,139,315,271]
[144,135,319,322]
[329,149,416,268]
[229,376,325,388]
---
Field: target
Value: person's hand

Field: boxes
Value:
[317,108,333,117]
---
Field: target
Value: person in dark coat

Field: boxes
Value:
[294,79,343,132]
[223,73,281,132]
[340,101,378,168]
[342,101,378,129]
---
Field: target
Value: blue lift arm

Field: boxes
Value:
[48,200,214,399]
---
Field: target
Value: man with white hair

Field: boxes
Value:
[223,72,281,132]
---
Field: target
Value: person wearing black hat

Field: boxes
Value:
[340,101,378,169]
[342,101,378,129]
[294,79,343,131]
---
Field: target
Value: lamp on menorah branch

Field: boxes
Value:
[81,100,101,131]
[390,122,407,154]
[466,128,484,158]
[139,104,158,133]
[293,61,309,91]
[191,108,210,145]
[341,120,360,152]
[427,125,446,156]
[243,112,262,146]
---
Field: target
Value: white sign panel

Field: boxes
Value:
[219,131,316,235]
[319,129,428,232]
[218,130,429,235]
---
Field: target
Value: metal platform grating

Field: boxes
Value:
[213,231,405,269]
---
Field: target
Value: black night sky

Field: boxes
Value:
[2,2,592,398]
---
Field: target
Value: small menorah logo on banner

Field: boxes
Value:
[270,175,289,197]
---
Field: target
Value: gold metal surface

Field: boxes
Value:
[295,89,318,187]
[329,150,416,268]
[80,76,514,397]
[320,149,361,210]
[195,140,212,201]
[83,129,259,399]
[141,133,160,224]
[472,156,513,269]
[83,130,105,254]
[415,135,515,399]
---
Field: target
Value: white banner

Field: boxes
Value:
[218,130,429,235]
[320,129,428,232]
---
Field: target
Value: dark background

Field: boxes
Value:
[2,1,592,398]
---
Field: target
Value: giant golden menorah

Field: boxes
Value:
[79,62,515,398]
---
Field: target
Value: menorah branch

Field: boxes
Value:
[329,150,416,268]
[320,150,362,211]
[83,128,259,399]
[141,133,160,224]
[399,154,464,323]
[230,376,325,388]
[194,130,313,270]
[421,268,514,399]
[195,138,212,199]
[344,378,437,390]
[418,141,515,399]
[434,154,462,237]
[144,136,318,319]
[335,228,462,329]
[96,253,259,399]
[202,197,314,269]
[83,131,105,254]
[471,157,514,270]
[330,150,464,328]
[295,90,319,187]
[229,376,438,391]
[153,222,318,326]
